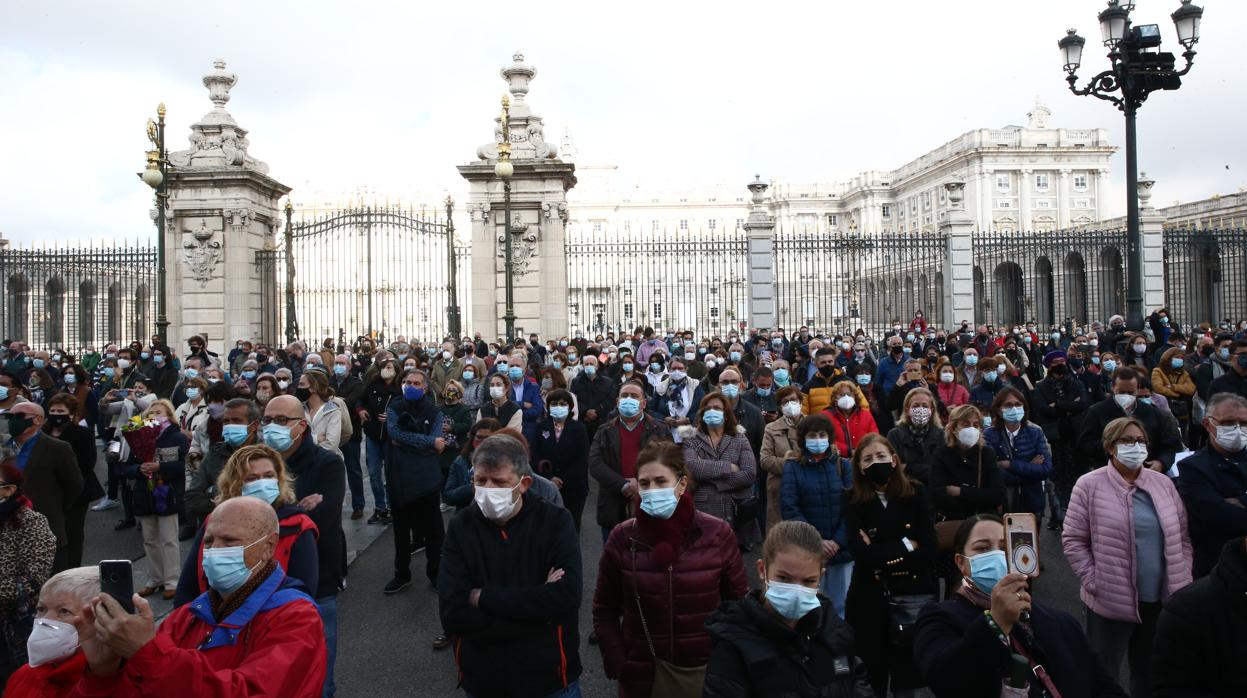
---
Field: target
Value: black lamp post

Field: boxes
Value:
[445,195,462,339]
[141,104,170,346]
[1059,0,1203,331]
[494,95,517,344]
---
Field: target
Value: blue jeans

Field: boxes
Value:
[343,439,365,511]
[466,680,580,698]
[822,561,854,619]
[317,595,338,697]
[365,436,389,511]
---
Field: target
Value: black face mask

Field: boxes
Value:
[46,414,70,428]
[864,461,894,487]
[6,414,34,437]
[1200,345,1215,357]
[891,346,904,356]
[294,387,312,402]
[818,364,837,377]
[1049,364,1069,376]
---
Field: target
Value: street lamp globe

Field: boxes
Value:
[1059,29,1086,74]
[142,163,164,189]
[1099,0,1131,47]
[1171,0,1204,49]
[494,159,514,180]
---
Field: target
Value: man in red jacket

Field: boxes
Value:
[69,496,327,697]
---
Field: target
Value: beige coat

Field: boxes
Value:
[759,416,800,532]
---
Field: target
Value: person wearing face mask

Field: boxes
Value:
[7,566,107,697]
[704,520,874,697]
[185,398,259,529]
[1077,369,1184,478]
[1208,338,1247,399]
[682,392,757,531]
[842,433,935,697]
[779,415,855,617]
[442,418,502,513]
[55,365,96,429]
[479,372,523,432]
[74,497,327,696]
[984,389,1053,529]
[325,355,367,520]
[0,462,57,688]
[800,348,846,416]
[1194,335,1237,403]
[6,401,83,563]
[915,515,1126,698]
[930,404,1006,526]
[440,433,584,697]
[589,382,673,544]
[593,441,747,698]
[1063,417,1193,698]
[931,358,970,411]
[297,370,344,463]
[570,354,615,439]
[654,357,706,444]
[143,346,178,400]
[1123,333,1154,371]
[887,388,945,486]
[40,396,102,572]
[428,342,461,407]
[760,387,804,533]
[503,353,545,445]
[174,376,210,439]
[821,383,878,461]
[174,443,319,609]
[121,401,189,600]
[357,358,401,525]
[1151,347,1197,440]
[1174,393,1247,577]
[968,356,1009,409]
[533,389,591,534]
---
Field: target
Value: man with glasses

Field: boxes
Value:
[1176,392,1247,578]
[262,394,345,697]
[1077,369,1184,476]
[1209,340,1247,399]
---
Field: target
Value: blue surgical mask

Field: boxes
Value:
[1002,406,1025,423]
[203,536,267,595]
[140,352,150,361]
[764,579,821,621]
[333,364,347,376]
[185,387,201,400]
[1171,358,1184,369]
[102,367,115,378]
[403,385,425,402]
[773,368,790,385]
[1219,348,1231,361]
[982,415,993,428]
[755,387,772,397]
[639,487,679,519]
[966,549,1008,594]
[184,368,200,379]
[805,437,830,454]
[153,354,165,364]
[983,371,998,383]
[1103,360,1118,373]
[721,384,740,399]
[855,374,871,386]
[1091,357,1101,366]
[1139,396,1154,406]
[702,409,725,427]
[222,424,250,447]
[729,351,741,362]
[262,423,295,451]
[0,387,7,401]
[241,478,280,505]
[242,370,256,380]
[618,397,641,418]
[64,374,77,384]
[583,366,597,378]
[462,370,475,381]
[550,405,570,421]
[966,355,979,366]
[508,366,523,382]
[553,360,563,369]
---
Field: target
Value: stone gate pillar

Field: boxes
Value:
[164,60,290,358]
[459,53,576,342]
[743,176,776,330]
[1137,173,1166,311]
[940,179,976,326]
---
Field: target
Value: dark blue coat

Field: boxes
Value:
[984,423,1053,516]
[1175,446,1247,577]
[780,455,853,564]
[123,423,189,517]
[385,395,444,508]
[531,417,590,496]
[506,377,544,443]
[284,432,345,599]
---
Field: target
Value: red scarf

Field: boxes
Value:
[634,492,695,567]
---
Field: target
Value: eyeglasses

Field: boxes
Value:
[260,416,302,426]
[1114,437,1149,447]
[1208,416,1247,429]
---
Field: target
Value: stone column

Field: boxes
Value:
[1058,169,1072,229]
[1138,172,1166,310]
[1095,169,1111,223]
[980,168,994,231]
[458,53,576,341]
[743,176,775,330]
[1019,168,1032,231]
[164,60,290,358]
[940,179,976,325]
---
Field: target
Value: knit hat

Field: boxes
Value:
[1042,350,1066,367]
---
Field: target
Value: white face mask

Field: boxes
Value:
[1214,424,1247,453]
[489,385,505,400]
[1113,394,1136,411]
[781,401,803,419]
[474,481,522,523]
[836,394,856,411]
[939,372,954,383]
[957,426,981,448]
[27,618,79,667]
[442,350,453,361]
[1115,442,1148,469]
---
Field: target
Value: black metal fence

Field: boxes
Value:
[1163,228,1247,326]
[0,243,157,353]
[970,228,1130,328]
[775,227,948,337]
[564,224,749,338]
[254,206,471,348]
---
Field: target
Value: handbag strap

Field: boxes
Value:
[629,542,659,660]
[1008,632,1063,698]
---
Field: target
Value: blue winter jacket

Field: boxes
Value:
[983,422,1053,515]
[779,456,854,564]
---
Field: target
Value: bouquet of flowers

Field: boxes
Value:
[121,416,170,514]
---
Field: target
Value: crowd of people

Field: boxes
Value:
[0,307,1245,697]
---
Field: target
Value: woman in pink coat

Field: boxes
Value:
[1062,416,1193,698]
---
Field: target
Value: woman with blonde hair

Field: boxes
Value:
[172,443,319,606]
[174,376,210,435]
[821,380,878,459]
[887,387,944,485]
[123,399,189,600]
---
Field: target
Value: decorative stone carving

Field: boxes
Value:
[182,220,223,285]
[1138,172,1155,207]
[541,202,568,222]
[226,208,250,227]
[474,52,559,163]
[498,223,539,277]
[944,179,967,209]
[168,60,270,173]
[1027,97,1052,130]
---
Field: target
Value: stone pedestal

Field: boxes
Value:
[940,180,976,325]
[458,53,576,341]
[743,176,776,330]
[165,60,290,357]
[1137,173,1166,311]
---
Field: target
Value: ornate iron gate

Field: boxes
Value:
[255,205,471,348]
[1162,228,1247,325]
[0,242,157,352]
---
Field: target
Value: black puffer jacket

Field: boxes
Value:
[704,591,874,697]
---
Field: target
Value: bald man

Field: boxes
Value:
[74,497,327,696]
[6,402,82,570]
[262,394,345,695]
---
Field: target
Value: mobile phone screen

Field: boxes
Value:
[1005,514,1041,578]
[99,560,136,613]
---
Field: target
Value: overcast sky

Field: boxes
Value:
[2,0,1243,244]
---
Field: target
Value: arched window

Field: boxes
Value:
[79,280,97,346]
[45,277,65,345]
[6,274,29,341]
